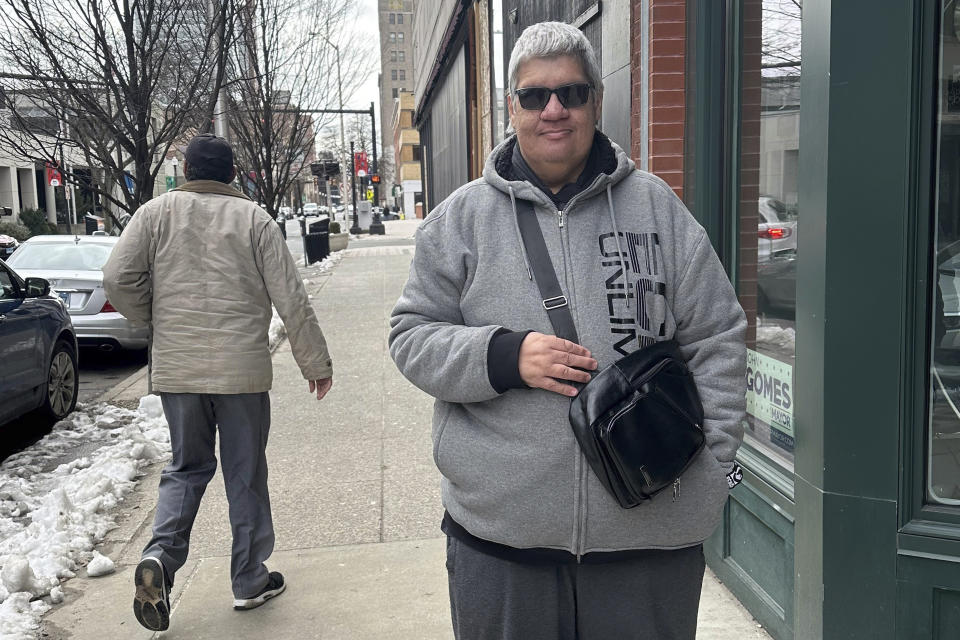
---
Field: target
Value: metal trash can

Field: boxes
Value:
[303,217,330,265]
[84,214,103,235]
[277,216,287,240]
[308,218,330,234]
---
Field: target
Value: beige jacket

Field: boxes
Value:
[103,180,332,394]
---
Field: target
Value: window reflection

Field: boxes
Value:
[739,0,801,469]
[929,0,960,505]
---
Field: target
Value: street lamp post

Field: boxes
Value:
[319,34,347,209]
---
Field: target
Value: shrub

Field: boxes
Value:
[17,208,58,236]
[329,221,341,234]
[0,221,30,242]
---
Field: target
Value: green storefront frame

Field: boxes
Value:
[685,0,960,638]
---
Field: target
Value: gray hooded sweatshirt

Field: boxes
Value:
[389,135,746,555]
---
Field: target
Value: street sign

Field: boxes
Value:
[357,169,367,178]
[124,175,135,195]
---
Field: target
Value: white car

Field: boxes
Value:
[302,203,319,217]
[6,235,150,351]
[758,196,797,261]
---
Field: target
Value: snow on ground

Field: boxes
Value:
[0,396,170,640]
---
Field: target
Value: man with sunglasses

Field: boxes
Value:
[391,21,746,640]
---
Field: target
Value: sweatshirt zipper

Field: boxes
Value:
[554,202,586,561]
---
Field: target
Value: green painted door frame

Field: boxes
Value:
[793,1,916,636]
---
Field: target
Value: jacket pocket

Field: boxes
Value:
[432,402,454,467]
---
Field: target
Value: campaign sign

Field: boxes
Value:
[745,349,794,438]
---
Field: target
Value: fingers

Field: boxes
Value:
[557,351,598,372]
[314,378,333,400]
[549,363,593,384]
[539,376,580,397]
[549,336,593,359]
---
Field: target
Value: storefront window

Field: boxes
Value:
[738,0,800,470]
[928,0,960,505]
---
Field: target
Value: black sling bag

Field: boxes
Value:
[514,200,706,508]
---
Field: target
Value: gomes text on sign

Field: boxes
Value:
[746,349,794,437]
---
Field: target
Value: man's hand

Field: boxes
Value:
[518,333,598,397]
[308,377,333,400]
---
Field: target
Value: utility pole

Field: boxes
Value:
[349,140,360,234]
[369,102,378,206]
[367,101,384,235]
[318,34,347,206]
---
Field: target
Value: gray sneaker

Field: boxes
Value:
[233,571,286,611]
[133,557,170,631]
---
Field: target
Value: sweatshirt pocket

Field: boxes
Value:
[432,402,454,467]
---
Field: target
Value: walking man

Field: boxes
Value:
[104,133,334,632]
[390,22,746,639]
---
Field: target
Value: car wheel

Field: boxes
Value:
[39,339,79,421]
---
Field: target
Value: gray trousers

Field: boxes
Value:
[446,537,705,640]
[143,392,274,599]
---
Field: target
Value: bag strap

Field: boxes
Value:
[515,199,580,344]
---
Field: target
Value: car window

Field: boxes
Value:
[758,197,790,224]
[0,266,18,300]
[7,243,114,271]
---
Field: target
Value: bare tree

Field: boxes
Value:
[225,0,375,220]
[762,0,801,73]
[0,0,231,225]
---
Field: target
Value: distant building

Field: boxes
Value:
[391,91,422,217]
[377,0,415,200]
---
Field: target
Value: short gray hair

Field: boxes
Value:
[507,21,603,98]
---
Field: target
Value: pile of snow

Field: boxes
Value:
[309,251,343,275]
[85,551,115,577]
[756,322,796,352]
[0,397,170,639]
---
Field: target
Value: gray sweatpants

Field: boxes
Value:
[142,392,274,599]
[446,537,705,640]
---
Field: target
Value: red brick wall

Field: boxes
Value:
[632,0,687,200]
[739,0,763,347]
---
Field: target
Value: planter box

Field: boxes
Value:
[329,232,349,252]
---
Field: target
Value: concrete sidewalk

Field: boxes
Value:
[41,220,770,639]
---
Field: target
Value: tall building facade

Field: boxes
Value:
[378,0,416,202]
[391,91,421,217]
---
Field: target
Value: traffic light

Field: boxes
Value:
[310,160,341,177]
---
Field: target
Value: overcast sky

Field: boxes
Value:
[354,0,381,113]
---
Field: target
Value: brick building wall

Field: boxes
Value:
[634,0,687,200]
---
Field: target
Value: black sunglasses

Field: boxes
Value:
[513,83,593,110]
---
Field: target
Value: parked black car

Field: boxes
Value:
[0,258,79,428]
